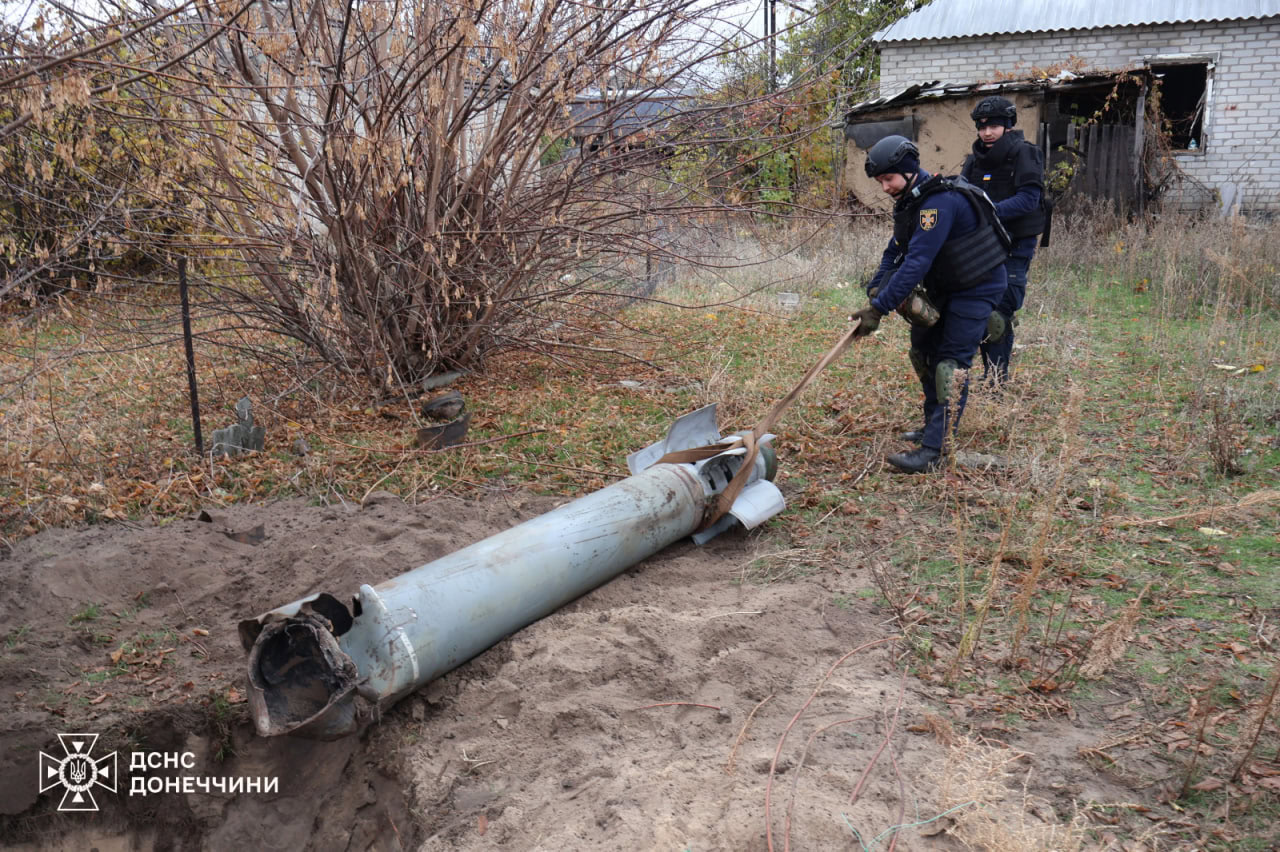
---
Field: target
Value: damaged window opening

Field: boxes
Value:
[1149,62,1210,152]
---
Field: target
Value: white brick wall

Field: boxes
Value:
[879,18,1280,211]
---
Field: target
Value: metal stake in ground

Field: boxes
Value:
[178,257,203,456]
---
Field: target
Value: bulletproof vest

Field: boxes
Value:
[962,134,1047,239]
[892,175,1011,290]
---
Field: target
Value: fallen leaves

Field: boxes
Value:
[1211,362,1266,375]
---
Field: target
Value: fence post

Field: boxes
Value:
[178,257,204,457]
[1132,87,1147,217]
[1084,125,1098,198]
[1083,125,1095,197]
[1108,125,1123,211]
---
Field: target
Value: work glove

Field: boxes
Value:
[850,305,883,338]
[866,285,879,299]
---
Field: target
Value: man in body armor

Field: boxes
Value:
[961,95,1046,384]
[850,136,1007,473]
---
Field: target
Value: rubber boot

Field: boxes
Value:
[886,446,941,474]
[899,430,925,443]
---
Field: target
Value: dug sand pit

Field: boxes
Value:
[1,490,964,850]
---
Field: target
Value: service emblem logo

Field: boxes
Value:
[39,733,117,811]
[919,209,938,230]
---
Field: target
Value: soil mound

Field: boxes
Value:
[1,491,955,850]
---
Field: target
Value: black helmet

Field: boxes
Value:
[971,96,1017,127]
[864,135,920,178]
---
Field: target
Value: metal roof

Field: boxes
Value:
[878,0,1280,42]
[842,71,1128,123]
[566,95,687,137]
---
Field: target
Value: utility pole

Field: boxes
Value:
[768,0,777,92]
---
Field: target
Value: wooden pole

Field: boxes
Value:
[178,256,204,457]
[1132,87,1146,217]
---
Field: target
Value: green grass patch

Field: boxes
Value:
[69,603,102,624]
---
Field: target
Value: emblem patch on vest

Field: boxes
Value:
[919,209,938,231]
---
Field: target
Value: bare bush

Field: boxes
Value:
[1205,386,1247,476]
[1,0,907,397]
[150,0,784,389]
[0,4,234,299]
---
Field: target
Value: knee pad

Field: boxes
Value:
[908,349,929,384]
[935,358,959,404]
[984,312,1007,343]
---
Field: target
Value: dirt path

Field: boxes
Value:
[0,489,990,850]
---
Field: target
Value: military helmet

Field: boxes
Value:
[864,135,920,178]
[971,95,1017,126]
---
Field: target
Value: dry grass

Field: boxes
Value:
[1037,202,1280,351]
[655,214,889,310]
[1078,582,1150,680]
[937,737,1087,852]
[1007,381,1084,663]
[0,212,893,547]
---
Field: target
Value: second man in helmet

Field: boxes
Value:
[961,95,1047,384]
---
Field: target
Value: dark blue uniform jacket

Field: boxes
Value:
[868,170,995,317]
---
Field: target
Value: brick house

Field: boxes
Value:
[848,0,1280,214]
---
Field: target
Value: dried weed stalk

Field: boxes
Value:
[938,737,1086,852]
[1008,381,1083,663]
[868,559,919,632]
[1233,655,1280,781]
[1177,682,1220,800]
[951,503,1013,675]
[1113,488,1279,527]
[1078,582,1151,680]
[1206,387,1246,476]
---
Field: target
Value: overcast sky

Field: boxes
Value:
[1,0,788,33]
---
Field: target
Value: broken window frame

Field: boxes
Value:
[1145,52,1215,155]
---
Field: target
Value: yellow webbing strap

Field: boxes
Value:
[654,318,864,531]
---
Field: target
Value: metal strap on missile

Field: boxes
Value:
[656,317,865,531]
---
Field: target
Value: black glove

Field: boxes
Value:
[867,286,879,299]
[850,305,883,338]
